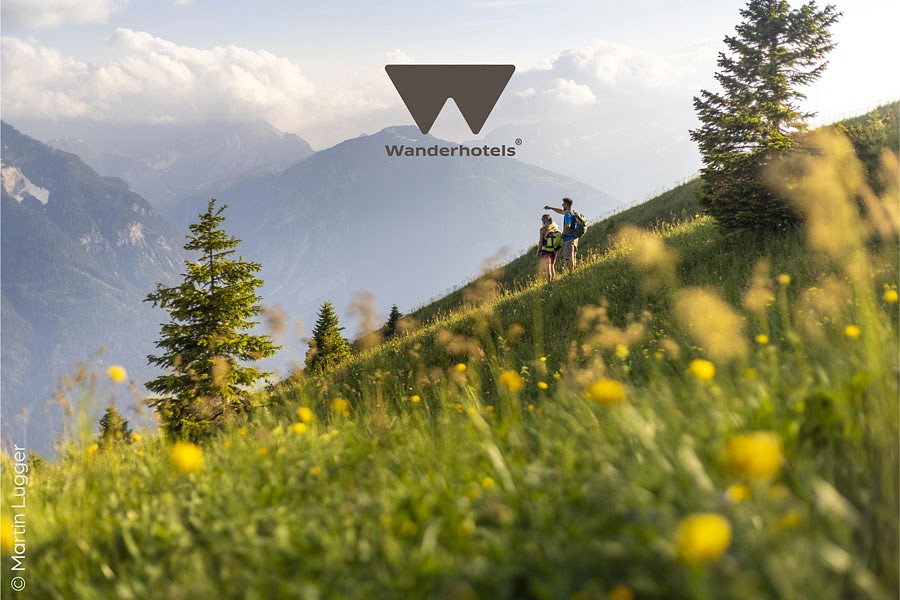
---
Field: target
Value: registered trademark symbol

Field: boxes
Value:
[515,138,523,145]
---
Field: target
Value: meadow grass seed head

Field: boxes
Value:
[725,432,783,480]
[675,513,732,564]
[106,365,128,383]
[688,359,716,381]
[170,441,204,474]
[675,289,748,362]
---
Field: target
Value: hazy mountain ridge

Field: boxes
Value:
[1,122,185,450]
[35,119,314,218]
[174,125,616,347]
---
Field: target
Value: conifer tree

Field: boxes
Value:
[145,199,279,440]
[384,304,403,339]
[98,404,132,446]
[305,301,352,375]
[690,0,839,231]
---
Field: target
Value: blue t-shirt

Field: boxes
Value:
[563,211,576,241]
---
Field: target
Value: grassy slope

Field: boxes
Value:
[2,108,899,599]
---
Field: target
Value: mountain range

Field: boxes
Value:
[1,122,184,451]
[1,120,614,453]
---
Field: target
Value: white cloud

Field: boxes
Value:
[547,78,596,106]
[384,49,415,64]
[0,30,385,138]
[2,0,127,29]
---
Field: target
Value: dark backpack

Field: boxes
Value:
[571,212,588,238]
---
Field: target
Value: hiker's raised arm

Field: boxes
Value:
[544,205,565,215]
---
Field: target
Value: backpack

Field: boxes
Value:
[571,212,588,238]
[542,229,562,253]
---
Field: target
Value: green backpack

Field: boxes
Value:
[542,229,563,253]
[571,212,588,238]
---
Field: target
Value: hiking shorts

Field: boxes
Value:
[562,238,578,264]
[539,250,558,265]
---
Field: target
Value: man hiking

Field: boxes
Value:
[544,197,580,273]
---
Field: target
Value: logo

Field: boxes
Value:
[385,64,515,135]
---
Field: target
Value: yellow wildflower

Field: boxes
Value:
[296,407,314,423]
[724,483,751,503]
[884,289,899,303]
[498,370,524,392]
[609,585,635,600]
[257,447,268,456]
[755,334,769,345]
[675,513,732,564]
[725,432,783,480]
[537,381,549,390]
[290,422,307,435]
[777,274,791,285]
[86,443,99,455]
[843,324,861,339]
[778,510,801,529]
[527,403,535,412]
[615,344,629,359]
[106,365,127,383]
[454,363,467,372]
[237,427,248,437]
[309,465,321,475]
[1,516,14,553]
[482,476,496,490]
[539,356,547,363]
[332,398,350,413]
[169,441,203,474]
[688,358,715,381]
[584,379,627,405]
[410,394,421,404]
[223,440,233,449]
[132,433,142,442]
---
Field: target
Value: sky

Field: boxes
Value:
[2,0,898,197]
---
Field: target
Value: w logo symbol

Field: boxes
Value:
[385,65,515,135]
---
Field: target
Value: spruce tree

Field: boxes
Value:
[690,0,839,231]
[145,199,279,440]
[305,301,352,375]
[98,404,132,446]
[384,304,403,339]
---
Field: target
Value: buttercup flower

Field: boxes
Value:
[107,365,127,383]
[297,407,314,423]
[170,441,204,474]
[688,359,716,381]
[498,370,524,392]
[584,379,627,405]
[725,431,783,480]
[290,422,307,435]
[675,513,732,564]
[843,324,861,339]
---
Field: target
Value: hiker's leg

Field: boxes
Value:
[571,239,578,271]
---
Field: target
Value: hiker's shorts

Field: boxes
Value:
[562,238,578,264]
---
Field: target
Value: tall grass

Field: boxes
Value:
[2,131,897,599]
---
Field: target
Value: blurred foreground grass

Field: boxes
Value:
[2,130,898,599]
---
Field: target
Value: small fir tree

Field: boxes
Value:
[384,304,403,339]
[305,301,352,375]
[145,199,279,440]
[690,0,839,231]
[98,404,133,446]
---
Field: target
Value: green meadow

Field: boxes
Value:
[2,115,898,599]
